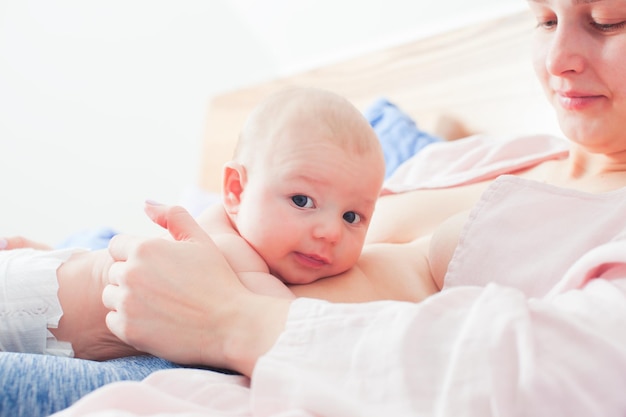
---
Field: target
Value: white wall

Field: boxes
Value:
[0,0,526,244]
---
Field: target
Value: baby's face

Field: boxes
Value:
[234,135,384,285]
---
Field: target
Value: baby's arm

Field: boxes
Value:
[291,211,468,303]
[210,233,295,299]
[192,204,294,299]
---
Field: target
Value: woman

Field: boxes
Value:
[7,0,626,415]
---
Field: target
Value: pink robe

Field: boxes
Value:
[55,134,626,417]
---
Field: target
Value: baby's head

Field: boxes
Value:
[223,87,385,285]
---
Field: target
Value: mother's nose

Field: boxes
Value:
[543,23,586,76]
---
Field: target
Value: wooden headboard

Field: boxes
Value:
[198,10,560,193]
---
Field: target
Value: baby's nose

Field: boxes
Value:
[312,218,342,243]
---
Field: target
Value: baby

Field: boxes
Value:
[195,87,385,294]
[0,87,386,360]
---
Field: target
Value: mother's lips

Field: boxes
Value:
[556,91,604,110]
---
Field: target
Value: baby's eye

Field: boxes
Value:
[291,195,314,208]
[343,211,361,224]
[536,19,557,31]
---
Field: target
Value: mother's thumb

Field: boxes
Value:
[144,201,204,242]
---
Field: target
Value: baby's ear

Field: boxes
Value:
[222,161,246,214]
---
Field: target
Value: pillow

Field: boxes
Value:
[363,98,442,179]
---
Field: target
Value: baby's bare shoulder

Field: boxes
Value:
[196,204,268,275]
[195,204,235,235]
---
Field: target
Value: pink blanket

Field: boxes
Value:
[382,133,568,192]
[55,134,626,417]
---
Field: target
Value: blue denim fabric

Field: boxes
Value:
[0,353,183,417]
[54,227,118,251]
[363,98,442,179]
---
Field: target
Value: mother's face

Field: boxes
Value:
[529,0,626,153]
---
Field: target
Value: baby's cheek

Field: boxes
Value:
[337,241,363,272]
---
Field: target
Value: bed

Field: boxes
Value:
[195,9,561,195]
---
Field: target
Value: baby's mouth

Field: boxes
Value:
[293,252,329,268]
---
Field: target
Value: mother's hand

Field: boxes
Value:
[103,203,290,375]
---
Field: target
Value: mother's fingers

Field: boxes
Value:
[106,260,124,286]
[102,274,143,351]
[108,233,147,262]
[102,283,121,311]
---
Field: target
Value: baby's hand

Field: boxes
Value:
[0,236,52,250]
